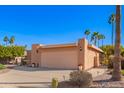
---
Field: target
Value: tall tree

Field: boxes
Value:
[3,36,9,46]
[98,34,102,47]
[101,34,105,47]
[84,29,90,42]
[98,34,105,47]
[108,13,116,46]
[9,36,15,45]
[112,5,122,81]
[91,32,99,46]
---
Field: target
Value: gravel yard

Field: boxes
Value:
[91,72,124,88]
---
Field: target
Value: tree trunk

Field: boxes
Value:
[112,5,122,81]
[86,36,88,42]
[102,40,103,47]
[6,42,7,46]
[94,38,97,46]
[98,40,99,47]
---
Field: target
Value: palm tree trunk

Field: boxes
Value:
[112,5,122,81]
[6,42,7,46]
[94,37,98,46]
[86,36,88,42]
[98,40,99,47]
[94,39,97,46]
[102,40,103,47]
[87,36,89,43]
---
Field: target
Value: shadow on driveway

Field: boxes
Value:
[12,65,75,72]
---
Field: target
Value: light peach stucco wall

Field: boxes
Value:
[84,48,98,70]
[78,38,86,69]
[31,44,42,66]
[78,39,101,70]
[31,38,102,70]
[40,47,78,69]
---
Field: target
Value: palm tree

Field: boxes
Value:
[108,13,116,46]
[84,29,90,41]
[91,32,99,46]
[9,36,15,45]
[3,36,9,46]
[112,5,122,81]
[98,34,105,47]
[101,34,105,47]
[98,34,102,47]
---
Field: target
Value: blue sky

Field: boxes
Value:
[0,5,124,49]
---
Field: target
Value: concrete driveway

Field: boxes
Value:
[0,66,107,88]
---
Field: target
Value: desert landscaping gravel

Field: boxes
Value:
[91,73,124,88]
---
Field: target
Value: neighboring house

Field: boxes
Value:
[24,50,31,64]
[26,50,31,60]
[14,57,22,64]
[14,50,32,66]
[8,57,23,64]
[30,38,103,70]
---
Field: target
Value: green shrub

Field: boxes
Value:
[108,61,113,69]
[69,71,93,88]
[0,46,25,64]
[102,59,109,65]
[121,70,124,76]
[51,78,58,88]
[109,70,124,76]
[0,64,6,70]
[100,45,124,68]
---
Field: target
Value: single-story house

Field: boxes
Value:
[29,38,103,70]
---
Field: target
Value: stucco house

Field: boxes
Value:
[28,38,103,70]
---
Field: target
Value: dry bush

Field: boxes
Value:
[69,71,93,87]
